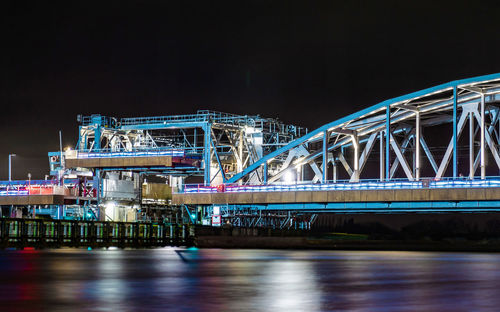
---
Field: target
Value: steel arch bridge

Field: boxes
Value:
[2,73,500,226]
[174,73,500,228]
[224,72,500,185]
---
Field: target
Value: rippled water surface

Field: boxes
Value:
[1,248,500,311]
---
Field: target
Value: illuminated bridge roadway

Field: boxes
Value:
[173,180,500,213]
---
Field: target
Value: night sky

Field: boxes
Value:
[1,1,500,179]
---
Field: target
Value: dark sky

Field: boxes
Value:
[1,0,500,179]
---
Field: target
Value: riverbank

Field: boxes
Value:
[195,235,500,251]
[194,226,500,252]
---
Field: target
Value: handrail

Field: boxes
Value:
[179,177,500,194]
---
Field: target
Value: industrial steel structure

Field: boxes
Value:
[2,73,500,230]
[40,110,305,222]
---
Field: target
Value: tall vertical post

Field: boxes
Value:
[379,131,384,181]
[95,168,101,221]
[193,128,197,150]
[415,110,421,181]
[453,86,458,179]
[296,164,301,183]
[480,93,486,179]
[238,131,244,185]
[8,155,12,181]
[238,131,244,172]
[385,105,390,181]
[263,162,268,185]
[204,123,212,185]
[333,161,337,183]
[59,130,65,170]
[469,111,474,179]
[94,125,101,151]
[352,134,359,182]
[322,130,328,183]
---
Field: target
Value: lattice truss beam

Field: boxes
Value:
[195,205,317,229]
[227,73,500,184]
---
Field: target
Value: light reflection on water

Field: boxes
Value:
[1,249,500,311]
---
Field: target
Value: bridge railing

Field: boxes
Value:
[72,148,188,159]
[180,177,500,194]
[0,180,81,197]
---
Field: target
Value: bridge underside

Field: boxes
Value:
[65,155,199,169]
[175,187,500,214]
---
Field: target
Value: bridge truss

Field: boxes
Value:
[227,73,500,185]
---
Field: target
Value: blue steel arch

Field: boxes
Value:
[227,72,500,184]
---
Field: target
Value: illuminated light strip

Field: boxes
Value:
[0,191,29,196]
[78,150,185,159]
[183,179,500,193]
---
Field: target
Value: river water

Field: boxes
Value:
[1,248,500,311]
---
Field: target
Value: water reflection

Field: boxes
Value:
[1,249,500,311]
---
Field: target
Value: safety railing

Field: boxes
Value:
[180,177,500,194]
[0,180,80,197]
[75,148,187,159]
[119,110,256,127]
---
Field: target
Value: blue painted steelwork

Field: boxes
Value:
[203,123,211,185]
[213,201,500,213]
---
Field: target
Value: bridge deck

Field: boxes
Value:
[173,187,500,205]
[66,156,175,168]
